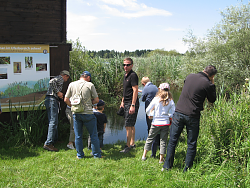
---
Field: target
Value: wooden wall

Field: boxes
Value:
[0,0,72,123]
[0,0,66,43]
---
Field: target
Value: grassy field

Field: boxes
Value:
[1,138,248,188]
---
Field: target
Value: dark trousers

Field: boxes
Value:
[163,112,200,171]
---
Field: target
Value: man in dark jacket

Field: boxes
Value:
[140,77,158,133]
[140,77,159,157]
[162,65,217,172]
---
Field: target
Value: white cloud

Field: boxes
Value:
[67,12,99,41]
[99,0,172,18]
[164,27,183,32]
[100,0,139,9]
[89,33,108,36]
[100,5,171,18]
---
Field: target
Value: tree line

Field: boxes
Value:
[87,49,182,58]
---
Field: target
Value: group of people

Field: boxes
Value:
[43,57,217,172]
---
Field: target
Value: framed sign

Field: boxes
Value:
[0,44,50,112]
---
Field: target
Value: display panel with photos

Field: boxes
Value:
[0,44,50,112]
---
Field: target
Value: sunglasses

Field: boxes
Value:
[123,64,132,67]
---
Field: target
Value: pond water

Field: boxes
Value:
[103,89,181,144]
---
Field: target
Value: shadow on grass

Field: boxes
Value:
[100,140,141,160]
[0,145,40,159]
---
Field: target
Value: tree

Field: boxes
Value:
[183,2,250,92]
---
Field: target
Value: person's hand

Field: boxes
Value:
[148,116,153,119]
[129,106,135,114]
[209,75,215,84]
[57,91,63,99]
[120,101,124,108]
[211,77,214,84]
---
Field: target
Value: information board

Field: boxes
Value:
[0,44,50,112]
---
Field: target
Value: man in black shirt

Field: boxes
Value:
[162,65,217,172]
[120,58,139,153]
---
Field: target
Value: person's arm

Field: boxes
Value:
[141,87,147,102]
[92,97,99,105]
[50,76,64,99]
[103,123,106,132]
[206,81,216,103]
[129,85,138,114]
[120,97,124,108]
[168,100,176,118]
[64,97,71,107]
[146,98,155,116]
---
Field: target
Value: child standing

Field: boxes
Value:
[88,99,107,150]
[142,83,175,163]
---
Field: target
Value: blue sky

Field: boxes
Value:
[67,0,249,53]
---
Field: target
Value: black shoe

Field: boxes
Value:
[120,145,131,153]
[130,144,136,149]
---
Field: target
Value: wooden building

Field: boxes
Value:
[0,0,72,122]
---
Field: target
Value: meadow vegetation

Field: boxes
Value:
[0,2,250,187]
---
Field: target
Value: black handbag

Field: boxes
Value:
[117,107,124,116]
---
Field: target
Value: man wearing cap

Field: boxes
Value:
[120,57,139,153]
[162,65,217,172]
[43,70,70,152]
[64,71,102,159]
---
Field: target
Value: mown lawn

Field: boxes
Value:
[0,139,246,188]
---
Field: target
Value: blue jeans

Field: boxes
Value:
[44,96,59,146]
[73,114,101,158]
[163,112,200,171]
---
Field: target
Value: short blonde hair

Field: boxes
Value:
[141,77,150,84]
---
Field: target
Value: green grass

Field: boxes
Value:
[1,139,249,187]
[1,91,250,187]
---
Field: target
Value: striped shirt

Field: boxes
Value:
[46,75,64,99]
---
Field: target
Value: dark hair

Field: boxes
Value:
[80,74,88,78]
[97,105,104,110]
[123,57,133,64]
[204,65,217,77]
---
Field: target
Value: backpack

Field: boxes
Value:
[70,82,86,113]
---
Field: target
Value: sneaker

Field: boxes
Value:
[67,143,75,150]
[43,144,59,152]
[130,144,136,149]
[161,168,169,172]
[120,146,131,153]
[141,156,147,161]
[159,158,165,164]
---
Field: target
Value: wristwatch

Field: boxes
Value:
[131,104,135,107]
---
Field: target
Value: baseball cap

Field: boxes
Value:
[61,70,70,77]
[158,83,170,90]
[81,71,91,77]
[97,99,105,106]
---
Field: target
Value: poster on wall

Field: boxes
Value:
[0,44,50,112]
